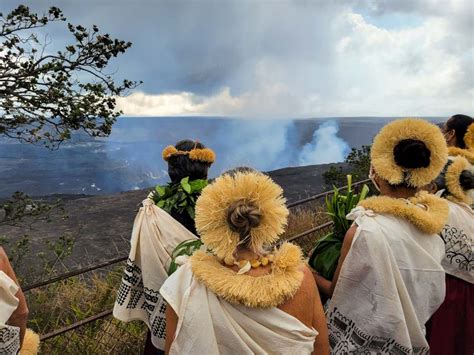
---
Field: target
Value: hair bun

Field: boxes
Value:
[227,200,262,238]
[460,170,474,190]
[393,139,431,169]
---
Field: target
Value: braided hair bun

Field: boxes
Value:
[393,139,431,169]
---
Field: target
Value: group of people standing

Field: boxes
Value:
[0,115,472,354]
[113,114,473,355]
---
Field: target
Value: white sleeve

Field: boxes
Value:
[159,263,194,317]
[0,271,19,324]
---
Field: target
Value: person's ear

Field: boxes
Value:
[444,129,455,143]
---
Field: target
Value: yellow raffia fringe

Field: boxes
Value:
[190,243,304,308]
[358,191,449,234]
[448,146,474,164]
[445,157,472,205]
[464,123,474,150]
[162,145,216,163]
[188,148,216,163]
[371,118,448,187]
[195,172,289,260]
[20,329,40,355]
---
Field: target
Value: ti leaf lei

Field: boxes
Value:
[151,177,208,220]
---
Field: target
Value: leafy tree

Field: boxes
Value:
[0,5,140,148]
[323,145,371,186]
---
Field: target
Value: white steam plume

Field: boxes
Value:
[298,121,350,165]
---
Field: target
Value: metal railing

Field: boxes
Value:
[23,178,370,352]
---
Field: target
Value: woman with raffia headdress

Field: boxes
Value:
[423,156,474,355]
[113,140,215,354]
[442,114,474,164]
[160,169,330,354]
[314,118,449,354]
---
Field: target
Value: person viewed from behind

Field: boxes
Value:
[424,156,474,355]
[442,114,474,163]
[314,118,449,353]
[0,247,39,354]
[113,140,215,354]
[160,169,330,354]
[157,140,215,234]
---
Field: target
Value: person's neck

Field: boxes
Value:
[381,187,418,199]
[234,247,259,261]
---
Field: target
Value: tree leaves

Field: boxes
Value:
[0,5,141,148]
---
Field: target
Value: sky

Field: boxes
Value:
[2,0,473,118]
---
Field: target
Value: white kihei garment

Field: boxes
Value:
[0,270,20,354]
[113,197,197,349]
[327,206,446,354]
[160,262,317,355]
[440,200,473,283]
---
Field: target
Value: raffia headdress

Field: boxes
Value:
[464,123,474,150]
[162,144,216,163]
[371,118,448,187]
[445,157,473,205]
[194,171,289,261]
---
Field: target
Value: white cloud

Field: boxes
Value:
[115,1,473,118]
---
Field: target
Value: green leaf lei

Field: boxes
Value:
[151,177,208,220]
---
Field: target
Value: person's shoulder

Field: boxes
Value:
[0,247,9,265]
[294,264,317,299]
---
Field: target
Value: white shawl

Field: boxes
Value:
[0,270,20,354]
[327,207,445,354]
[113,197,197,349]
[160,262,317,355]
[440,200,473,283]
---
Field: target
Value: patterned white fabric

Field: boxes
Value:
[160,262,318,355]
[0,270,20,354]
[113,197,197,350]
[327,206,446,354]
[440,200,473,283]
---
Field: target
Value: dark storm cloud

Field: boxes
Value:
[0,0,341,96]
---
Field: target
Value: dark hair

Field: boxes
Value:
[446,114,474,149]
[432,162,450,193]
[460,170,474,190]
[222,166,258,177]
[393,139,431,169]
[167,140,211,183]
[226,200,262,243]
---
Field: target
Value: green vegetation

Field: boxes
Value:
[26,268,146,354]
[0,5,139,148]
[152,177,208,219]
[168,239,204,275]
[323,145,371,187]
[308,175,369,280]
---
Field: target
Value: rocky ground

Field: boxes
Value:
[0,163,344,279]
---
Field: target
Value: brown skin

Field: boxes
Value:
[165,247,330,355]
[0,247,28,346]
[314,171,419,298]
[443,120,457,147]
